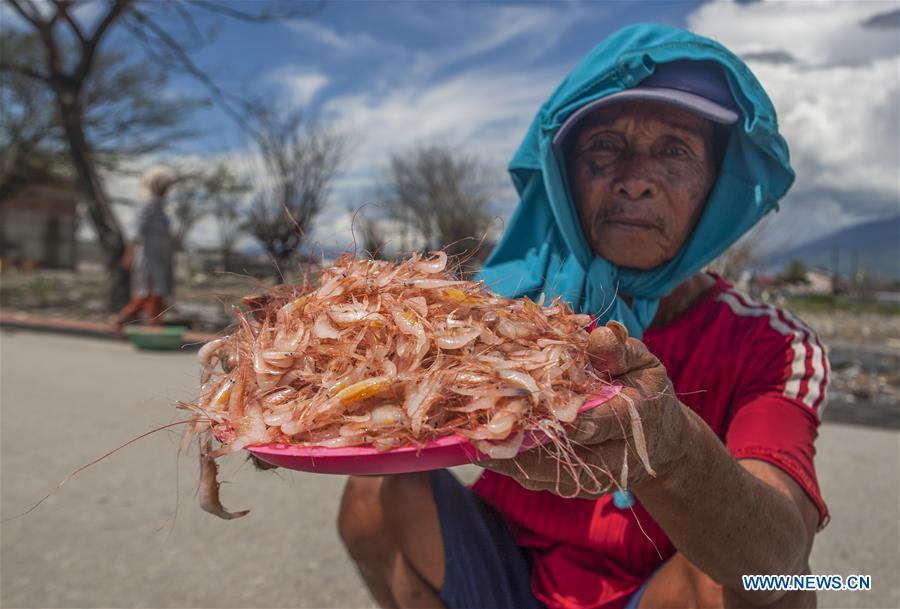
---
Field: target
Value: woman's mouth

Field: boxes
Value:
[601,216,659,231]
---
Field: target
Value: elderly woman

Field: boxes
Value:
[338,24,828,609]
[115,165,176,327]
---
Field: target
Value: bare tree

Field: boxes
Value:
[385,144,493,256]
[0,0,320,309]
[168,169,207,253]
[168,163,250,268]
[1,26,197,186]
[0,31,65,201]
[2,0,152,308]
[245,106,344,274]
[347,206,388,259]
[205,163,251,272]
[359,218,388,259]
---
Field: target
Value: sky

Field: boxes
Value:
[7,0,900,256]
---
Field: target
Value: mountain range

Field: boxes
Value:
[764,214,899,281]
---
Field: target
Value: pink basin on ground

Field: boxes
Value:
[247,384,622,475]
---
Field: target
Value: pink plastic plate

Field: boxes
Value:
[247,384,622,475]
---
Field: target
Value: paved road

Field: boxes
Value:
[1,331,898,608]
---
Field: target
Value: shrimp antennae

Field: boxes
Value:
[2,419,202,523]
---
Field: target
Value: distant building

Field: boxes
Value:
[802,269,835,295]
[0,177,79,269]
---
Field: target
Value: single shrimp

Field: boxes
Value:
[405,278,466,289]
[199,437,249,520]
[414,251,448,274]
[435,327,481,350]
[198,337,228,382]
[622,393,655,477]
[497,369,541,403]
[404,368,441,434]
[473,430,525,459]
[463,398,527,440]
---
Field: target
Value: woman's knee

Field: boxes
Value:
[339,473,446,594]
[338,473,439,536]
[338,476,385,555]
[338,473,436,545]
[380,473,433,518]
[381,473,446,589]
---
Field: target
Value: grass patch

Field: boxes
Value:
[0,279,63,305]
[786,294,900,316]
[23,279,61,296]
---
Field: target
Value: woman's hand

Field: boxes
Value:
[482,321,688,498]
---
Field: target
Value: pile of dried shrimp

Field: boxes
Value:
[181,251,612,464]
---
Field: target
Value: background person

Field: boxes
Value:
[115,165,177,328]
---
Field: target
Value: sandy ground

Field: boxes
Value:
[1,330,898,609]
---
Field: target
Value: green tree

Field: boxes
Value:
[782,259,810,284]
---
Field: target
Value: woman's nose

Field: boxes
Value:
[613,155,658,200]
[614,171,657,200]
[616,179,655,200]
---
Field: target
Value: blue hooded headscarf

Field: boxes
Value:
[476,24,795,338]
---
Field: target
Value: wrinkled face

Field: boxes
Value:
[565,101,717,270]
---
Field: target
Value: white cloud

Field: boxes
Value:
[267,68,330,106]
[404,3,593,79]
[311,66,558,249]
[687,0,900,251]
[325,69,548,157]
[690,1,899,66]
[284,18,382,53]
[299,4,599,251]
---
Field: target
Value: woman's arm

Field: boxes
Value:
[633,415,820,607]
[485,323,820,607]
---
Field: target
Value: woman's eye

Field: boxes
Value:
[663,146,688,158]
[588,139,618,153]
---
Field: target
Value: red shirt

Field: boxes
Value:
[473,276,830,609]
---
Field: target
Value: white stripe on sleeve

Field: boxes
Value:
[717,291,826,410]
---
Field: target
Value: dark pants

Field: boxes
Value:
[429,470,546,609]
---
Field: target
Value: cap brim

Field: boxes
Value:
[553,87,739,147]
